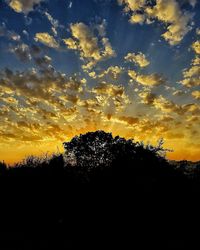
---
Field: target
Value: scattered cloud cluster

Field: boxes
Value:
[139,90,200,116]
[0,0,200,162]
[118,0,193,45]
[10,43,32,62]
[44,11,59,36]
[0,66,131,148]
[181,40,200,87]
[63,22,116,70]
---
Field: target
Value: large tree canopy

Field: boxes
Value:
[63,130,170,172]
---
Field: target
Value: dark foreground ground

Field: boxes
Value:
[0,159,200,250]
[0,130,200,249]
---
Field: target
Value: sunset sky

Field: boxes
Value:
[0,0,200,163]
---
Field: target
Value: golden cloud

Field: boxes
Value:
[181,42,200,87]
[91,82,131,113]
[118,0,192,45]
[192,40,200,54]
[192,56,200,65]
[139,91,157,104]
[172,90,185,96]
[153,96,181,114]
[125,52,150,67]
[63,38,78,50]
[196,28,200,36]
[138,89,200,116]
[130,13,146,24]
[7,0,44,14]
[34,33,59,48]
[118,0,146,11]
[63,22,115,70]
[128,70,137,80]
[88,66,123,80]
[192,91,200,100]
[183,65,200,78]
[65,22,101,60]
[181,78,200,87]
[118,116,139,125]
[136,73,165,86]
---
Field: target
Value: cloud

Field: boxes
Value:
[154,96,200,115]
[88,66,123,80]
[10,41,53,71]
[44,11,64,37]
[0,68,84,106]
[104,66,124,79]
[189,0,197,7]
[165,132,185,139]
[44,12,59,36]
[101,37,116,60]
[136,73,166,86]
[192,40,200,54]
[0,24,21,41]
[180,42,200,87]
[181,78,200,87]
[10,43,32,62]
[92,82,124,97]
[34,33,59,48]
[153,96,183,114]
[125,52,150,67]
[128,69,137,80]
[139,91,157,104]
[129,13,146,24]
[0,67,94,146]
[118,0,146,11]
[63,22,116,70]
[172,90,185,96]
[64,22,102,60]
[34,55,52,68]
[147,0,192,45]
[128,69,165,87]
[118,116,139,125]
[192,56,200,66]
[183,65,200,78]
[118,0,193,45]
[91,82,130,113]
[138,89,199,116]
[7,0,44,14]
[196,28,200,36]
[63,37,78,50]
[192,91,200,100]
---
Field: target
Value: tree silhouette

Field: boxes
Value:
[62,130,173,181]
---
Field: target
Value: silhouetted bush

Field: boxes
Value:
[0,161,6,175]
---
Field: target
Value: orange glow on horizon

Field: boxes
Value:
[1,127,199,165]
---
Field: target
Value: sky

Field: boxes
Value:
[0,0,200,164]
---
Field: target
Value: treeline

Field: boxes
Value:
[0,131,199,190]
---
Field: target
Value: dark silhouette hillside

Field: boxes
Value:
[0,131,199,249]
